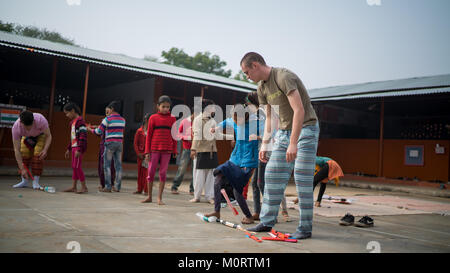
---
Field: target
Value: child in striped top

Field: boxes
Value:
[63,102,88,194]
[89,101,126,192]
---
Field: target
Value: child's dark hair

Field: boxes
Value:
[63,102,82,115]
[107,101,121,113]
[232,103,250,123]
[20,110,34,126]
[142,112,151,127]
[245,91,259,108]
[201,99,215,111]
[158,95,172,105]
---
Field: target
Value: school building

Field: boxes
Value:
[309,75,450,183]
[1,30,449,184]
[0,31,255,170]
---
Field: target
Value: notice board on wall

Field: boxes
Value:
[404,145,424,166]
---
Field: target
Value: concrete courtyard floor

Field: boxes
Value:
[0,175,449,253]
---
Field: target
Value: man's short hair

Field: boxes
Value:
[20,110,34,126]
[240,52,266,68]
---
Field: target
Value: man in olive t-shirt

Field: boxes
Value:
[240,52,320,240]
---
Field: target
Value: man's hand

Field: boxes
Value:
[65,150,70,159]
[38,149,48,160]
[286,143,297,162]
[173,153,178,159]
[259,150,268,163]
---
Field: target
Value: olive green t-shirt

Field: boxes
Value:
[257,67,318,130]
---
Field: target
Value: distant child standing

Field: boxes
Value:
[63,102,88,194]
[89,101,126,192]
[96,107,116,191]
[171,109,195,195]
[133,113,151,195]
[142,96,178,205]
[190,99,218,204]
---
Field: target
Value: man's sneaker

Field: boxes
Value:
[247,223,272,232]
[339,213,355,226]
[355,216,374,228]
[290,231,312,240]
[13,180,29,188]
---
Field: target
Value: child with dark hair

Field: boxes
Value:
[63,102,88,193]
[171,108,196,195]
[88,100,126,192]
[142,95,178,205]
[190,99,218,204]
[204,103,260,224]
[97,106,116,191]
[133,112,151,195]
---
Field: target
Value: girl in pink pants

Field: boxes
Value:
[142,96,178,205]
[63,102,88,194]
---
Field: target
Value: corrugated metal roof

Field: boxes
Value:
[311,87,450,101]
[0,31,256,93]
[309,74,450,101]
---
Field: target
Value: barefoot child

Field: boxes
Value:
[142,96,177,205]
[63,102,88,194]
[133,113,151,194]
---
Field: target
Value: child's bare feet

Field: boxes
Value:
[205,211,220,219]
[314,201,321,207]
[133,191,142,194]
[63,188,77,193]
[241,216,254,225]
[252,213,260,221]
[141,198,152,203]
[157,199,165,205]
[76,187,88,194]
[112,186,119,192]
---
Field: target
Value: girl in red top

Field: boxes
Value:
[133,113,151,195]
[142,96,178,205]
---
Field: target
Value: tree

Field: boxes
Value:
[161,47,232,78]
[0,20,76,46]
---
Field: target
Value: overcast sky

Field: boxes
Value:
[1,0,449,89]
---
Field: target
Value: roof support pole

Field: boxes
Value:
[378,98,385,177]
[82,64,90,119]
[48,58,58,125]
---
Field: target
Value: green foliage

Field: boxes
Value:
[0,20,76,46]
[161,47,232,78]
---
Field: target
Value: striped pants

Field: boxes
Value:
[260,123,319,234]
[20,134,46,177]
